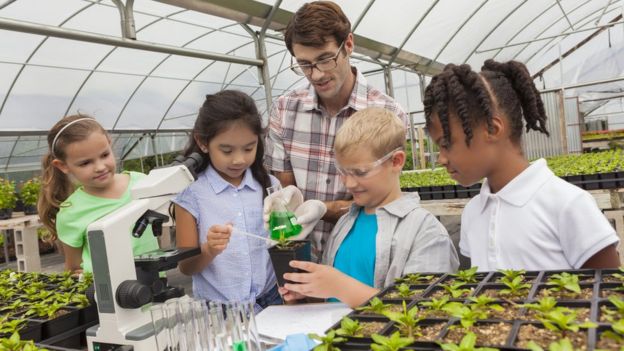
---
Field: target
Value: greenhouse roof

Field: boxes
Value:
[1,0,624,173]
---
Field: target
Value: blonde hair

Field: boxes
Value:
[38,114,107,240]
[335,107,406,158]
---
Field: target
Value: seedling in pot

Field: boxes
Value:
[419,296,455,318]
[496,269,527,283]
[382,301,423,338]
[384,283,420,299]
[444,304,488,329]
[499,276,531,298]
[0,315,26,337]
[526,338,581,351]
[370,331,414,351]
[356,297,394,315]
[0,332,49,351]
[597,318,624,348]
[438,282,473,299]
[394,273,436,285]
[467,296,504,317]
[538,308,596,335]
[542,272,592,299]
[308,330,345,351]
[438,332,499,351]
[334,317,364,337]
[602,266,624,283]
[522,297,559,320]
[601,295,624,323]
[450,267,480,284]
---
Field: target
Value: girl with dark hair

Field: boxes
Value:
[173,90,282,310]
[424,59,620,271]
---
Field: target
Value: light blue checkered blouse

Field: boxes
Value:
[172,166,278,302]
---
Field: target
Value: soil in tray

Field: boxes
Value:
[514,324,588,350]
[599,303,624,323]
[442,322,511,347]
[410,322,446,342]
[427,286,476,299]
[600,287,624,299]
[536,287,593,300]
[487,303,524,321]
[358,320,387,337]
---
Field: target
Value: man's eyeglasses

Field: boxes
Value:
[290,41,345,76]
[336,147,402,179]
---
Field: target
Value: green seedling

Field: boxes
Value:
[468,295,504,315]
[443,303,488,329]
[602,295,624,322]
[526,338,581,351]
[497,269,527,282]
[395,283,416,298]
[0,315,26,336]
[500,276,531,298]
[546,272,581,296]
[451,267,480,283]
[309,330,346,351]
[356,297,393,315]
[371,331,414,351]
[438,332,499,351]
[335,317,363,337]
[441,282,472,299]
[395,273,434,285]
[523,297,559,317]
[599,318,624,345]
[420,296,453,317]
[538,308,596,334]
[383,301,422,338]
[0,332,49,351]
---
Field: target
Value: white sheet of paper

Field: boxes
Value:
[255,302,352,342]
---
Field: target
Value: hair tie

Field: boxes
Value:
[51,117,94,157]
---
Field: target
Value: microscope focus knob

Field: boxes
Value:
[116,280,152,309]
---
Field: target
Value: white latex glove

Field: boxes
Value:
[262,185,304,229]
[290,200,327,240]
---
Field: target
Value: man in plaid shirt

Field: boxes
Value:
[264,1,407,258]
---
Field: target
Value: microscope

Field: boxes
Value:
[85,154,203,351]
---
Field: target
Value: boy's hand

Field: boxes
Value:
[204,224,232,258]
[282,260,344,299]
[277,286,306,303]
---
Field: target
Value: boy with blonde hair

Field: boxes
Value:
[278,107,459,308]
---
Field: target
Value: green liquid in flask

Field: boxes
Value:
[269,211,303,241]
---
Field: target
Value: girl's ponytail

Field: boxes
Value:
[38,152,73,241]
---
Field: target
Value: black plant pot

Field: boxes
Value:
[417,186,433,200]
[27,308,80,340]
[0,208,12,220]
[567,175,583,188]
[268,240,311,287]
[582,173,600,190]
[431,186,444,200]
[442,185,455,199]
[23,204,37,215]
[455,185,471,199]
[468,183,481,197]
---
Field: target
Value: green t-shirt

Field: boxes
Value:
[56,171,160,273]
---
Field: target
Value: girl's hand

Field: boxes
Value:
[203,224,232,258]
[282,260,345,299]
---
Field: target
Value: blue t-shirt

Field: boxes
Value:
[333,209,377,287]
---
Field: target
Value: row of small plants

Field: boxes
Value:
[400,150,624,196]
[0,269,94,345]
[315,267,624,350]
[582,130,624,142]
[0,177,40,219]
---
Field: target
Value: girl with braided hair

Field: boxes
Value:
[424,59,620,271]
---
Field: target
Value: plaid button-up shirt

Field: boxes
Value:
[264,68,407,255]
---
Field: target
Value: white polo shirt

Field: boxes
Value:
[460,159,619,271]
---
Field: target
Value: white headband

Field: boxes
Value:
[51,117,95,157]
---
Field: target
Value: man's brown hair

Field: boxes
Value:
[284,1,351,55]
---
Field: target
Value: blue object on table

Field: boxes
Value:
[267,333,317,351]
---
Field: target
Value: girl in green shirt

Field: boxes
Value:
[38,115,158,274]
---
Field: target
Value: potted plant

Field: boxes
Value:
[0,178,16,220]
[19,178,40,215]
[268,236,311,287]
